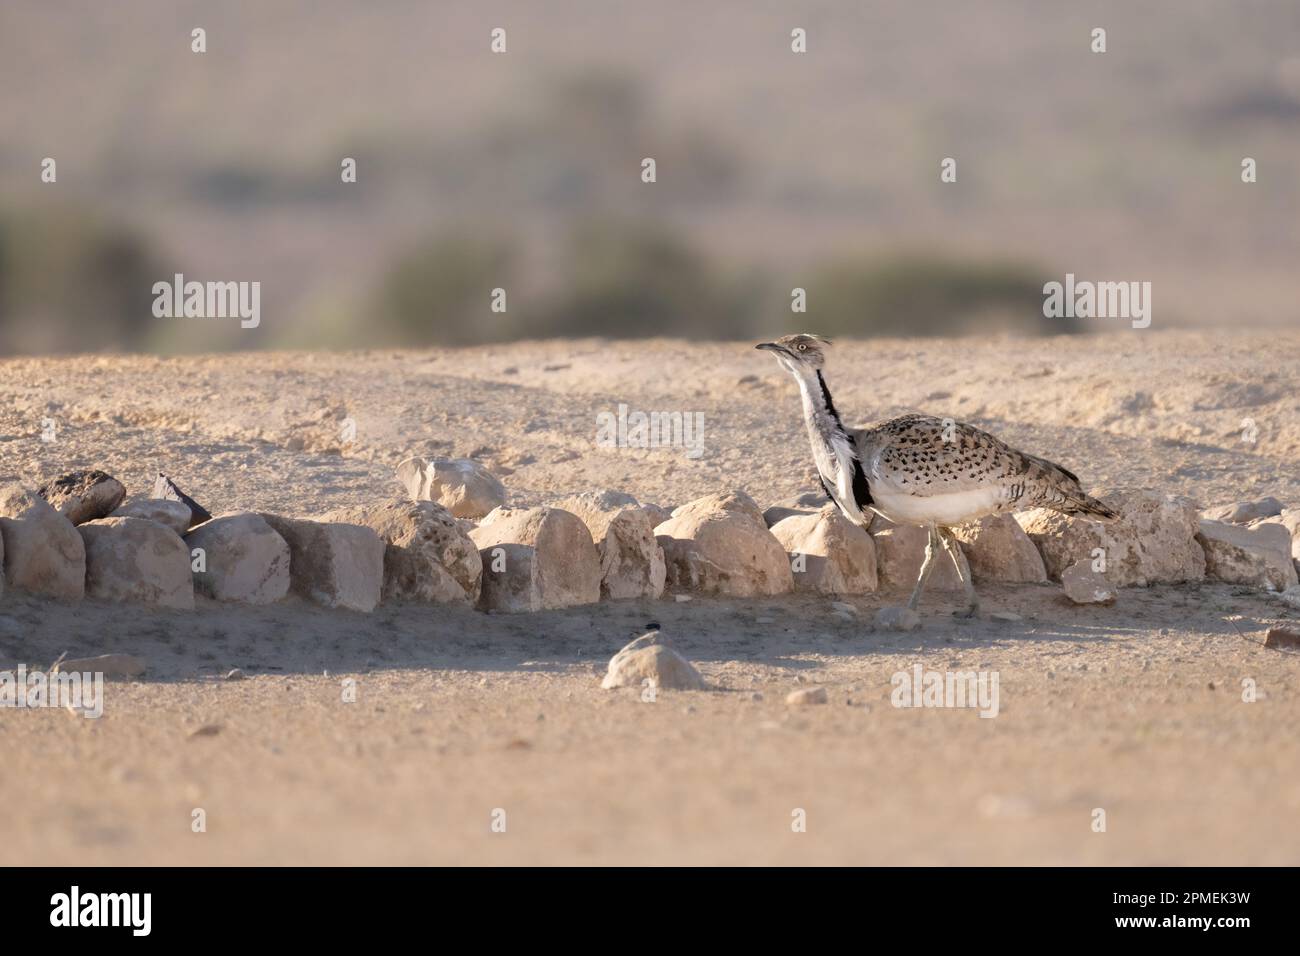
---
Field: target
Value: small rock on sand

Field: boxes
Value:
[1061,560,1116,605]
[875,606,921,631]
[396,456,506,519]
[601,632,706,690]
[786,686,828,706]
[54,653,147,678]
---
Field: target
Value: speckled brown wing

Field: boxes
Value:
[852,414,1116,517]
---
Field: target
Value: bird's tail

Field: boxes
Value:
[1022,452,1120,520]
[1055,489,1120,520]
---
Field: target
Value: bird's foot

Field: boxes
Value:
[952,602,981,620]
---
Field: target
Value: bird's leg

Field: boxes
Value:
[907,524,941,611]
[939,528,980,618]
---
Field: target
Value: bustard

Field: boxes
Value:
[757,333,1116,616]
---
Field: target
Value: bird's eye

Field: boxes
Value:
[798,344,807,351]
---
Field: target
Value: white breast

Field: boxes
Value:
[870,486,1005,527]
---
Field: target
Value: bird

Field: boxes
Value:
[756,333,1116,617]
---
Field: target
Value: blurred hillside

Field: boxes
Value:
[0,0,1297,352]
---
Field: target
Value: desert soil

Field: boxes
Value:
[2,330,1299,865]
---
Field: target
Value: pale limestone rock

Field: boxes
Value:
[1061,559,1116,605]
[871,519,968,591]
[78,517,194,609]
[325,499,481,605]
[654,490,793,597]
[762,491,831,528]
[1247,509,1300,572]
[770,508,877,594]
[111,498,192,535]
[951,514,1046,584]
[260,515,384,612]
[638,503,673,529]
[396,456,506,519]
[553,490,665,600]
[38,470,126,525]
[0,484,85,599]
[469,506,601,612]
[185,513,291,605]
[601,632,706,691]
[1196,519,1298,591]
[1017,488,1203,587]
[1203,497,1284,525]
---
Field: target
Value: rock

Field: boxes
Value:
[1264,627,1300,650]
[1196,520,1298,591]
[1277,586,1300,610]
[601,632,706,690]
[0,484,86,599]
[469,506,601,612]
[1247,509,1300,569]
[553,490,666,600]
[950,514,1046,583]
[38,470,125,525]
[989,611,1023,622]
[875,606,920,631]
[1061,559,1116,605]
[54,653,147,678]
[153,474,212,529]
[654,491,793,597]
[638,503,673,528]
[1017,488,1204,587]
[110,498,192,535]
[224,668,246,681]
[762,492,831,528]
[770,508,877,594]
[1204,497,1284,525]
[78,517,194,608]
[674,594,692,603]
[324,499,481,604]
[396,456,506,519]
[830,601,858,615]
[871,519,969,591]
[185,513,291,605]
[259,515,384,611]
[786,686,828,706]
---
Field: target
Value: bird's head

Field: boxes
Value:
[755,333,831,373]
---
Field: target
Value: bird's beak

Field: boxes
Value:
[755,342,785,354]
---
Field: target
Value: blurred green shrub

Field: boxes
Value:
[373,231,517,345]
[801,256,1073,337]
[0,206,160,354]
[538,220,748,338]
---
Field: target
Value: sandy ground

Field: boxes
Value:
[2,331,1299,865]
